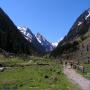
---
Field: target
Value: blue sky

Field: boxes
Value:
[0,0,90,42]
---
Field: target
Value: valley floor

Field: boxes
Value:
[0,55,81,90]
[64,65,90,90]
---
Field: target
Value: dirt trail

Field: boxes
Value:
[64,65,90,90]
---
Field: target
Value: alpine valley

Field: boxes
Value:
[0,8,57,56]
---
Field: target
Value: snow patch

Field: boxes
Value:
[18,26,33,42]
[52,37,63,47]
[78,21,82,26]
[52,42,58,47]
[85,10,90,20]
[36,37,42,43]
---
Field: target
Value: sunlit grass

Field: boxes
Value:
[0,56,81,90]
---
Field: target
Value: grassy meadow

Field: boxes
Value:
[0,55,81,90]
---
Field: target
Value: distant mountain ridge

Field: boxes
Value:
[18,27,34,43]
[36,33,55,52]
[18,26,46,54]
[18,27,55,52]
[52,42,59,47]
[0,8,47,55]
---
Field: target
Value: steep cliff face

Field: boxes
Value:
[0,8,41,55]
[51,9,90,60]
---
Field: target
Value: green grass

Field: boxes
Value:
[0,55,81,90]
[84,64,90,79]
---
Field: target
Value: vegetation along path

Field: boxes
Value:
[64,65,90,90]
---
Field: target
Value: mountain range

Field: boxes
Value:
[0,8,56,56]
[18,26,55,53]
[0,7,90,59]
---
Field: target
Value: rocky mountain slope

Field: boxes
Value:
[18,27,46,54]
[18,27,55,53]
[0,8,44,55]
[51,8,90,61]
[36,33,55,52]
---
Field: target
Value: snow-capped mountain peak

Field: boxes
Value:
[18,26,27,35]
[36,33,55,52]
[52,42,58,47]
[36,33,47,45]
[17,26,34,42]
[18,27,55,52]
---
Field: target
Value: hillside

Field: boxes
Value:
[51,8,90,61]
[0,8,45,55]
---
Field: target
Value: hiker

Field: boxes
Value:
[70,62,73,68]
[60,60,63,65]
[65,61,67,67]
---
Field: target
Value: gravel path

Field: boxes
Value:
[64,66,90,90]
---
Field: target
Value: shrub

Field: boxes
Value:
[44,75,49,79]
